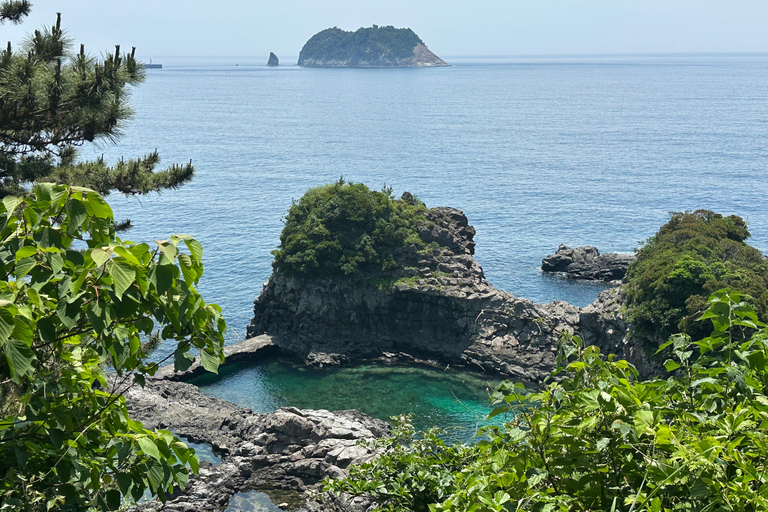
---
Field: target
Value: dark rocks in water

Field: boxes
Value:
[126,378,388,511]
[268,52,279,66]
[247,205,657,382]
[298,26,449,68]
[541,244,635,282]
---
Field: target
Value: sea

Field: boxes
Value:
[86,54,768,435]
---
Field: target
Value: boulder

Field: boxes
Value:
[541,245,634,282]
[268,52,279,67]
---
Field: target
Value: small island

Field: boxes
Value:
[297,25,449,68]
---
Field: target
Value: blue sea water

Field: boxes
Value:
[88,54,768,431]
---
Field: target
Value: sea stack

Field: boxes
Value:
[298,26,449,68]
[267,52,279,66]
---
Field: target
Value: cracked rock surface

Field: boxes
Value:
[126,379,388,511]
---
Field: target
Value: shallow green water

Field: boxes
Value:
[193,358,503,438]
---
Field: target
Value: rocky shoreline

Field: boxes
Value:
[248,205,657,383]
[127,379,388,511]
[134,203,660,510]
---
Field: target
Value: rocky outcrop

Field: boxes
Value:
[248,206,657,383]
[268,52,279,66]
[298,26,449,68]
[541,245,634,282]
[126,379,388,511]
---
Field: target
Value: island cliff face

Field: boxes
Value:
[298,26,449,68]
[248,206,660,382]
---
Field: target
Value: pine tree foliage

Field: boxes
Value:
[0,3,194,198]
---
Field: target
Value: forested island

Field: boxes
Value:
[297,25,449,68]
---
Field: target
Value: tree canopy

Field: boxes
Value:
[625,210,768,343]
[0,2,193,199]
[271,180,426,277]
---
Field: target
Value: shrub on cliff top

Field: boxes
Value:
[625,209,768,342]
[272,180,426,277]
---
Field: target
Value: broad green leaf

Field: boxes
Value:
[2,196,22,215]
[91,248,111,267]
[85,193,113,220]
[109,260,136,300]
[183,238,203,263]
[177,254,197,285]
[66,198,88,237]
[138,436,161,461]
[4,338,35,380]
[14,246,37,260]
[0,307,14,342]
[199,347,220,374]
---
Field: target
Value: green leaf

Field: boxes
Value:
[177,254,197,285]
[199,347,220,374]
[109,260,136,300]
[2,196,22,215]
[183,238,204,263]
[105,489,121,511]
[14,246,37,260]
[66,198,88,237]
[0,307,15,342]
[664,359,681,372]
[4,338,35,380]
[91,248,111,267]
[138,436,161,461]
[85,193,113,220]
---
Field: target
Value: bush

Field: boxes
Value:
[327,289,768,511]
[0,184,225,509]
[625,210,768,342]
[271,180,426,277]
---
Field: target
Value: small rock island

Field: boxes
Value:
[267,52,279,66]
[298,25,449,68]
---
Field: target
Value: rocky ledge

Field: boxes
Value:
[248,206,659,382]
[126,378,388,511]
[541,245,635,282]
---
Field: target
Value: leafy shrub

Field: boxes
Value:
[327,289,768,511]
[299,26,424,65]
[0,184,226,510]
[625,210,768,342]
[272,180,426,277]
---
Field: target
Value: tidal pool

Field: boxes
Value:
[193,357,504,438]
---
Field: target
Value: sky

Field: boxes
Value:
[2,1,768,61]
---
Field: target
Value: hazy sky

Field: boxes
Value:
[3,1,768,60]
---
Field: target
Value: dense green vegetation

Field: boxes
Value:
[0,185,225,510]
[625,210,768,343]
[328,289,768,511]
[298,26,424,65]
[272,180,426,277]
[0,2,194,200]
[0,3,221,509]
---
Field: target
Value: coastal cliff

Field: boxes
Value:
[298,26,449,68]
[248,203,659,382]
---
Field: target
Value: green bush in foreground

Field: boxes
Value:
[625,209,768,343]
[272,180,426,277]
[0,184,226,510]
[328,289,768,511]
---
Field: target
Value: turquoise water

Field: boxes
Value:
[193,358,502,438]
